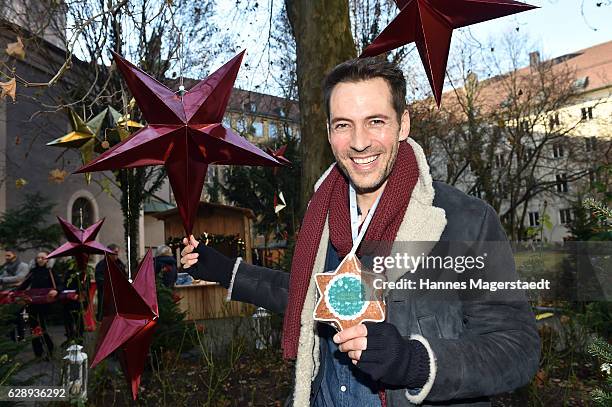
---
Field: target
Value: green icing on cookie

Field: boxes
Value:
[327,275,365,318]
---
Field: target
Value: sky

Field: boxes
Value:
[221,0,612,96]
[466,0,612,60]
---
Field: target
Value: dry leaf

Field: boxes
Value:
[6,37,25,59]
[0,78,16,102]
[15,178,27,189]
[49,169,68,184]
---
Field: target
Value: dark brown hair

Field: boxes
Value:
[323,57,407,123]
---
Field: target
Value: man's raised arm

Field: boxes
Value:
[180,235,290,314]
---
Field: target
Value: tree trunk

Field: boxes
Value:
[285,0,355,217]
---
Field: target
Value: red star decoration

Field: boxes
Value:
[76,51,282,234]
[46,217,113,270]
[361,0,537,106]
[90,248,158,400]
[314,254,385,331]
[266,145,291,166]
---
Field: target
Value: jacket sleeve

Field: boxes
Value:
[406,205,541,404]
[1,262,30,286]
[227,261,290,315]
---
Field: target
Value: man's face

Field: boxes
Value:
[110,248,119,260]
[328,77,410,194]
[5,251,16,263]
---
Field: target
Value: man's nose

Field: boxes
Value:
[350,124,372,152]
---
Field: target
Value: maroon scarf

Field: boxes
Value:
[282,141,419,360]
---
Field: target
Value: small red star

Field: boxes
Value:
[47,217,113,270]
[361,0,537,106]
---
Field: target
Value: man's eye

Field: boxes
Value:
[369,119,385,126]
[334,123,349,130]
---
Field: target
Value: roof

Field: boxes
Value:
[152,201,255,220]
[166,77,300,122]
[425,40,612,113]
[143,196,176,214]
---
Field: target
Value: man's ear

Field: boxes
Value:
[399,109,410,141]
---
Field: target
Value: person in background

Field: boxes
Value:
[0,249,29,288]
[1,248,31,342]
[155,245,177,288]
[94,243,125,321]
[62,262,90,345]
[15,251,63,359]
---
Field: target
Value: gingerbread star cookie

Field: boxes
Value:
[313,253,386,331]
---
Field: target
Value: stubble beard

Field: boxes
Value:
[333,140,400,194]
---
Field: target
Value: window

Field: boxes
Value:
[205,166,215,186]
[222,115,231,128]
[556,173,568,193]
[244,102,257,113]
[498,184,509,199]
[581,107,593,120]
[71,197,94,229]
[494,153,505,168]
[559,208,572,225]
[528,211,540,227]
[252,121,264,138]
[268,123,279,139]
[470,185,483,199]
[585,137,597,152]
[552,143,564,158]
[548,113,560,130]
[236,118,247,133]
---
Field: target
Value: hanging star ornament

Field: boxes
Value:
[76,50,284,234]
[46,217,114,270]
[47,109,96,149]
[274,191,286,214]
[266,144,291,166]
[361,0,537,106]
[313,254,386,331]
[90,249,158,400]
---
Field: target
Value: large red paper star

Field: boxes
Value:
[361,0,537,106]
[46,217,114,270]
[76,51,283,234]
[90,249,158,400]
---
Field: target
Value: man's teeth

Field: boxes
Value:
[353,155,378,165]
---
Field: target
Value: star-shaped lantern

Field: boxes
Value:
[90,248,158,400]
[47,109,101,149]
[314,254,385,331]
[76,50,284,234]
[47,217,114,270]
[274,191,286,214]
[266,145,291,166]
[361,0,537,106]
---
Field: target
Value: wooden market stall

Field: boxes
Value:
[153,202,256,320]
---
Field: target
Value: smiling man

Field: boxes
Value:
[181,58,540,406]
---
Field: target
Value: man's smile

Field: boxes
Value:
[350,154,381,169]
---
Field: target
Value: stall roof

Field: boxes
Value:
[152,201,255,220]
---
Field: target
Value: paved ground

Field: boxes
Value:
[10,323,98,406]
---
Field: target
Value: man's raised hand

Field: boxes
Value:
[180,235,200,269]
